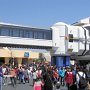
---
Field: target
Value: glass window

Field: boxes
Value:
[44,32,47,39]
[38,32,43,39]
[19,30,24,37]
[12,29,20,37]
[23,30,29,38]
[0,28,9,36]
[69,34,73,42]
[34,32,38,39]
[28,31,34,38]
[9,29,13,36]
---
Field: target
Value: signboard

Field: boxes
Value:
[24,52,29,57]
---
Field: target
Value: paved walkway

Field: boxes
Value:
[3,78,67,90]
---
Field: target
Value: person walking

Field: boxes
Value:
[76,67,87,90]
[33,77,44,90]
[0,64,3,90]
[44,72,53,90]
[58,67,65,86]
[32,70,37,86]
[9,67,17,87]
[19,67,25,84]
[65,67,74,90]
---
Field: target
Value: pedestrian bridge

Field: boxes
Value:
[0,22,52,49]
[0,36,52,49]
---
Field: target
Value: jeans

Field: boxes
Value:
[0,77,3,90]
[19,75,25,84]
[10,77,17,86]
[60,77,65,85]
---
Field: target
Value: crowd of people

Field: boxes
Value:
[0,62,90,90]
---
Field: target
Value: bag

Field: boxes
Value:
[56,81,60,89]
[78,72,87,89]
[86,82,90,90]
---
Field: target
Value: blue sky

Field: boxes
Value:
[0,0,90,28]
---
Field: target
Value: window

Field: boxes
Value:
[20,30,24,37]
[34,32,38,39]
[38,32,43,39]
[28,31,34,38]
[12,29,20,37]
[9,29,13,36]
[44,32,47,39]
[69,34,73,42]
[24,30,29,38]
[0,28,9,36]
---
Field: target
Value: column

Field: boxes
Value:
[56,56,61,67]
[66,56,70,66]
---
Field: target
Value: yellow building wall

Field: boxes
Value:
[5,57,9,64]
[11,50,39,58]
[0,49,39,65]
[0,49,11,57]
[0,49,39,58]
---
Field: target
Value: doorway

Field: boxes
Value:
[0,57,5,65]
[22,58,28,65]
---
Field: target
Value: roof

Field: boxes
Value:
[0,22,50,30]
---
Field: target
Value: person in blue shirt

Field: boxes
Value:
[0,64,3,90]
[58,67,65,86]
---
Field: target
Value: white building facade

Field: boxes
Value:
[0,17,90,67]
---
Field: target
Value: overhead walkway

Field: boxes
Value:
[0,22,52,49]
[0,37,52,49]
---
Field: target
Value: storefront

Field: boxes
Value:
[51,55,70,67]
[0,48,39,66]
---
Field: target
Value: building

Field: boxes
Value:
[51,19,90,67]
[0,17,90,67]
[0,22,52,66]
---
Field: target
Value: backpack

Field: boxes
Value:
[56,81,60,89]
[78,72,87,89]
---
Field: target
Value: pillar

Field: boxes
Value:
[56,56,61,67]
[66,56,70,66]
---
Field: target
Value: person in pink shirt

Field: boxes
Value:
[33,77,44,90]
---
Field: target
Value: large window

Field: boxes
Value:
[38,32,43,39]
[0,27,52,40]
[44,32,47,39]
[34,32,38,39]
[24,30,29,38]
[28,31,34,38]
[19,30,24,37]
[9,29,13,36]
[12,29,20,37]
[0,28,9,36]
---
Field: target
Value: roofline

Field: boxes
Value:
[0,22,50,30]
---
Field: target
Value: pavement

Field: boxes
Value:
[2,78,67,90]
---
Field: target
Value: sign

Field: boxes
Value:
[24,52,29,57]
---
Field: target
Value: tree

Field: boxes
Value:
[39,53,46,62]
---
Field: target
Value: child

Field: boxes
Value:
[33,77,44,90]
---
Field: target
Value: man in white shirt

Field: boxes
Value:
[32,70,37,86]
[76,67,86,90]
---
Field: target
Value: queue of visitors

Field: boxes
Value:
[0,62,90,90]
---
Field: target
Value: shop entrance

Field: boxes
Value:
[22,58,28,65]
[0,57,5,64]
